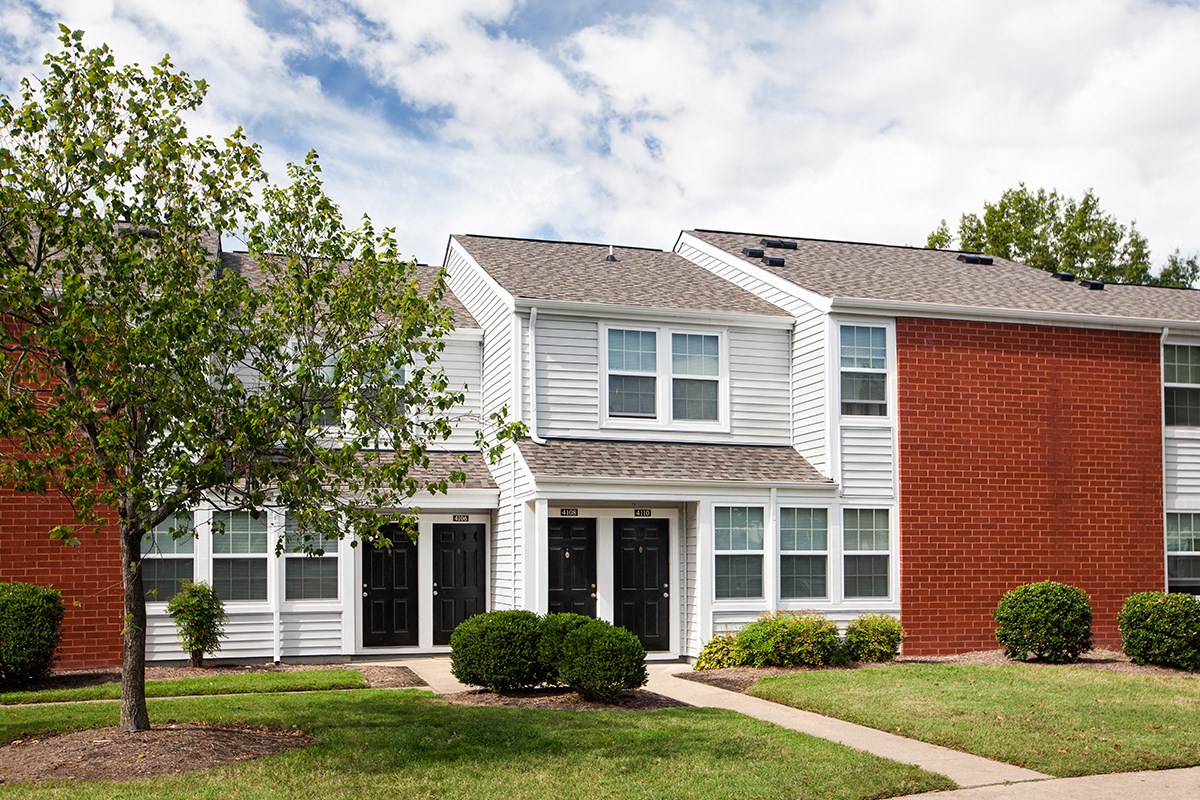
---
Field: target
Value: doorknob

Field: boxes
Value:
[590,593,597,599]
[362,591,368,597]
[433,590,439,596]
[662,592,669,598]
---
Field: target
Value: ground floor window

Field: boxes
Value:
[284,514,339,600]
[843,508,890,599]
[715,506,764,598]
[1167,512,1200,593]
[141,512,194,602]
[779,508,827,599]
[211,510,269,601]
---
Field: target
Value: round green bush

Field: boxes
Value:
[993,581,1093,663]
[538,612,595,684]
[844,613,905,662]
[450,610,547,692]
[559,619,647,702]
[694,633,742,670]
[166,581,226,667]
[0,582,64,688]
[1118,592,1200,671]
[733,611,841,667]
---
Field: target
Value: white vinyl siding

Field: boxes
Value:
[792,305,829,474]
[840,426,895,498]
[439,335,485,448]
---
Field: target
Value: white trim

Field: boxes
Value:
[444,237,517,311]
[513,297,794,329]
[673,232,833,314]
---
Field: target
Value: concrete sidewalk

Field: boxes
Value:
[397,657,1200,799]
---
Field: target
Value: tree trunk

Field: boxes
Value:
[190,650,204,668]
[118,518,151,732]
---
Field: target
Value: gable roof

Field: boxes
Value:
[517,438,831,486]
[686,229,1200,326]
[453,234,790,317]
[221,251,479,329]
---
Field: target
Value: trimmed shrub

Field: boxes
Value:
[559,619,647,702]
[1118,592,1200,671]
[694,633,742,670]
[844,613,905,663]
[450,610,546,692]
[733,611,841,667]
[0,582,64,688]
[538,612,595,684]
[994,581,1093,663]
[166,581,226,668]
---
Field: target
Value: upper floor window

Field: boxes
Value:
[141,512,194,602]
[608,329,658,418]
[605,325,723,426]
[840,325,887,417]
[1164,345,1200,427]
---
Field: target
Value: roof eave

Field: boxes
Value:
[510,297,794,328]
[532,475,837,490]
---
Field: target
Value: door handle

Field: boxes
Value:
[663,592,669,598]
[433,590,439,596]
[590,593,597,599]
[362,591,368,597]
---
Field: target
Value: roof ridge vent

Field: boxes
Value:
[956,253,994,265]
[1079,279,1105,290]
[1052,271,1075,282]
[605,245,618,263]
[761,238,798,250]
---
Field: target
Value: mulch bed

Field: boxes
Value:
[28,662,428,693]
[442,686,688,711]
[679,648,1198,693]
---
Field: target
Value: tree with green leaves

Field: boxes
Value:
[0,28,521,732]
[927,183,1198,287]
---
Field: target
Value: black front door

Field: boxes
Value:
[432,523,485,645]
[614,518,671,651]
[548,517,597,617]
[362,524,419,647]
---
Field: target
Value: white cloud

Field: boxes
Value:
[2,0,1198,264]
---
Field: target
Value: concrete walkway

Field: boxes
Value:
[396,657,1200,799]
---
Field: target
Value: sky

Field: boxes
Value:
[2,0,1198,267]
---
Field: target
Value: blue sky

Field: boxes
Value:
[2,0,1198,266]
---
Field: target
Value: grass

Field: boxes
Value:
[0,689,955,799]
[0,669,368,705]
[748,663,1200,777]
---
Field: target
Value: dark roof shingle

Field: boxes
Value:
[454,235,789,317]
[688,230,1200,324]
[518,438,830,485]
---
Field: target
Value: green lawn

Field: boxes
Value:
[0,688,955,799]
[749,663,1200,777]
[0,670,368,705]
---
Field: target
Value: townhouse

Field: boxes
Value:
[5,227,1198,665]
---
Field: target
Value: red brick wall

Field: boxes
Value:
[0,486,123,668]
[896,318,1164,655]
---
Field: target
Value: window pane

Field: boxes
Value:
[715,506,764,551]
[1165,387,1200,427]
[1165,345,1200,385]
[840,326,886,369]
[284,515,339,554]
[781,555,827,598]
[715,554,763,598]
[845,555,889,598]
[1167,513,1200,553]
[286,557,339,600]
[213,558,268,601]
[608,329,656,373]
[142,559,194,602]
[841,372,887,416]
[780,508,827,551]
[844,509,890,551]
[212,511,268,554]
[1168,555,1200,579]
[142,513,195,556]
[673,378,718,420]
[609,374,657,417]
[671,333,719,377]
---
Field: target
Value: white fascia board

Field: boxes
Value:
[674,232,834,314]
[408,488,500,509]
[446,237,517,312]
[533,476,838,493]
[510,298,793,330]
[830,296,1200,334]
[446,327,484,342]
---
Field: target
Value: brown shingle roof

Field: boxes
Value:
[406,451,497,490]
[454,235,790,317]
[518,439,830,485]
[688,230,1200,324]
[220,252,479,329]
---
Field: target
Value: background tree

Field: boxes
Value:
[0,29,521,732]
[926,183,1198,287]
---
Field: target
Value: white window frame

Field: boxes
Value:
[210,509,271,604]
[713,505,766,600]
[778,507,829,600]
[1166,511,1200,593]
[600,322,730,432]
[841,507,893,601]
[1163,343,1200,429]
[283,513,340,602]
[837,323,890,420]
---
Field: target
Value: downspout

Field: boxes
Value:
[1161,326,1171,592]
[528,306,547,445]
